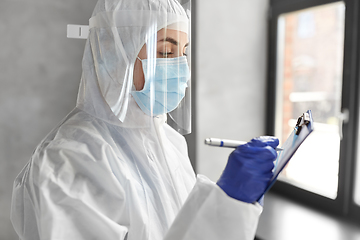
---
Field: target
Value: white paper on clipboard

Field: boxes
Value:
[261,110,314,198]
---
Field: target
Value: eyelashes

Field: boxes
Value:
[158,51,187,58]
[159,51,174,57]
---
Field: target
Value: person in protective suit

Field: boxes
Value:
[11,0,279,239]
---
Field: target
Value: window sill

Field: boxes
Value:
[256,192,360,240]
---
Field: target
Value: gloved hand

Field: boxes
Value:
[217,136,279,203]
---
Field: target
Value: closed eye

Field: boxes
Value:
[158,51,174,57]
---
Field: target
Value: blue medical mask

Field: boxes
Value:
[132,56,190,116]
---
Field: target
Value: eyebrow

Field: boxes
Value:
[158,37,189,48]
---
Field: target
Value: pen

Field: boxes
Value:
[204,138,283,151]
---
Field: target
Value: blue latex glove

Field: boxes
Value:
[217,136,279,203]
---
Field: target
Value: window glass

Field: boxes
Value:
[275,2,345,199]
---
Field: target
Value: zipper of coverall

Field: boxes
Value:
[152,116,182,207]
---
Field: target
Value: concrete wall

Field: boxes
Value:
[196,0,269,180]
[0,0,97,239]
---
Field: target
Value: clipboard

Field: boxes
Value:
[261,109,314,198]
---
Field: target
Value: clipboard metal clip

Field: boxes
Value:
[295,112,310,135]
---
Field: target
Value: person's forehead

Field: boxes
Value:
[156,28,188,41]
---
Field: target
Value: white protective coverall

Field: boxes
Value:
[10,0,263,239]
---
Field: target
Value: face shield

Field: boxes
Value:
[87,0,192,135]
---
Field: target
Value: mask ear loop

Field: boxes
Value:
[137,56,143,61]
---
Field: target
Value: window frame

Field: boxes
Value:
[266,0,360,222]
[184,0,197,170]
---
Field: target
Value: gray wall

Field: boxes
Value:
[0,0,269,239]
[196,0,269,181]
[0,1,97,239]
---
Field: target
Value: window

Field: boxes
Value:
[275,2,345,199]
[267,0,360,222]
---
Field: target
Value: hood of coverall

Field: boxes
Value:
[76,0,190,131]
